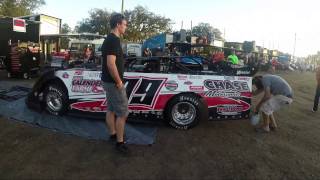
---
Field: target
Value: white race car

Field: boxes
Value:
[26,56,254,129]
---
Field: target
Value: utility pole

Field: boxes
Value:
[191,21,193,35]
[293,33,297,60]
[121,0,124,14]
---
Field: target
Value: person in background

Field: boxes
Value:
[252,75,293,133]
[101,13,129,154]
[84,47,94,63]
[312,65,320,112]
[271,58,278,74]
[143,48,152,57]
[228,50,239,65]
[172,47,180,56]
[212,51,225,64]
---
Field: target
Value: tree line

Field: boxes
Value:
[74,6,223,42]
[0,0,45,17]
[1,1,223,44]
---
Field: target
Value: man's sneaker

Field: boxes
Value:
[312,108,317,113]
[115,142,129,154]
[109,134,128,144]
[255,127,270,133]
[269,126,277,131]
[109,134,117,143]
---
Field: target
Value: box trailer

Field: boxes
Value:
[0,17,41,78]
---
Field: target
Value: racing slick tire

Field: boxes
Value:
[165,94,207,130]
[23,72,29,79]
[43,83,69,116]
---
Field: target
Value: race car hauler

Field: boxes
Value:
[0,17,41,78]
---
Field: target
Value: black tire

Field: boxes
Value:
[165,94,207,130]
[23,72,29,79]
[43,83,69,116]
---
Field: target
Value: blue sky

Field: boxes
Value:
[39,0,320,57]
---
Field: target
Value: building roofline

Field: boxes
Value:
[17,14,61,20]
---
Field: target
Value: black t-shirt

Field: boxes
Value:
[101,33,124,83]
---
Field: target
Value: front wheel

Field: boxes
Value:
[165,94,207,130]
[43,84,69,116]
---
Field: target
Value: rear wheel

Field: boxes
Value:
[165,94,207,130]
[23,72,29,79]
[43,84,69,115]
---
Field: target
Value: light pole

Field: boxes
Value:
[121,0,124,14]
[293,33,297,60]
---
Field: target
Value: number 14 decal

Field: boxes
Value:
[124,77,167,108]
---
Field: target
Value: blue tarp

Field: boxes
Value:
[0,86,157,145]
[142,33,166,51]
[180,56,204,65]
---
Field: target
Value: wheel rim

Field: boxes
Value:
[171,102,196,126]
[23,73,28,79]
[46,91,62,112]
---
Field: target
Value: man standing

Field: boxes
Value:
[252,75,293,133]
[143,48,152,57]
[312,65,320,112]
[101,13,129,153]
[228,50,239,65]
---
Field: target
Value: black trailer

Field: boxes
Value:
[0,17,40,78]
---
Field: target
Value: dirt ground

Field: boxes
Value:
[1,70,320,180]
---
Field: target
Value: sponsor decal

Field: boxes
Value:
[184,81,193,85]
[204,80,250,92]
[237,77,250,81]
[224,76,235,80]
[71,100,106,112]
[206,97,251,112]
[236,70,251,75]
[165,80,178,91]
[62,72,69,79]
[217,105,243,115]
[177,75,188,80]
[88,72,102,78]
[13,18,26,32]
[74,70,83,76]
[71,77,104,93]
[189,75,203,79]
[205,90,241,97]
[189,86,204,91]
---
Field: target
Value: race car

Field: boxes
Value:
[26,56,254,130]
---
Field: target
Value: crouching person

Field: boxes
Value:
[252,75,293,133]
